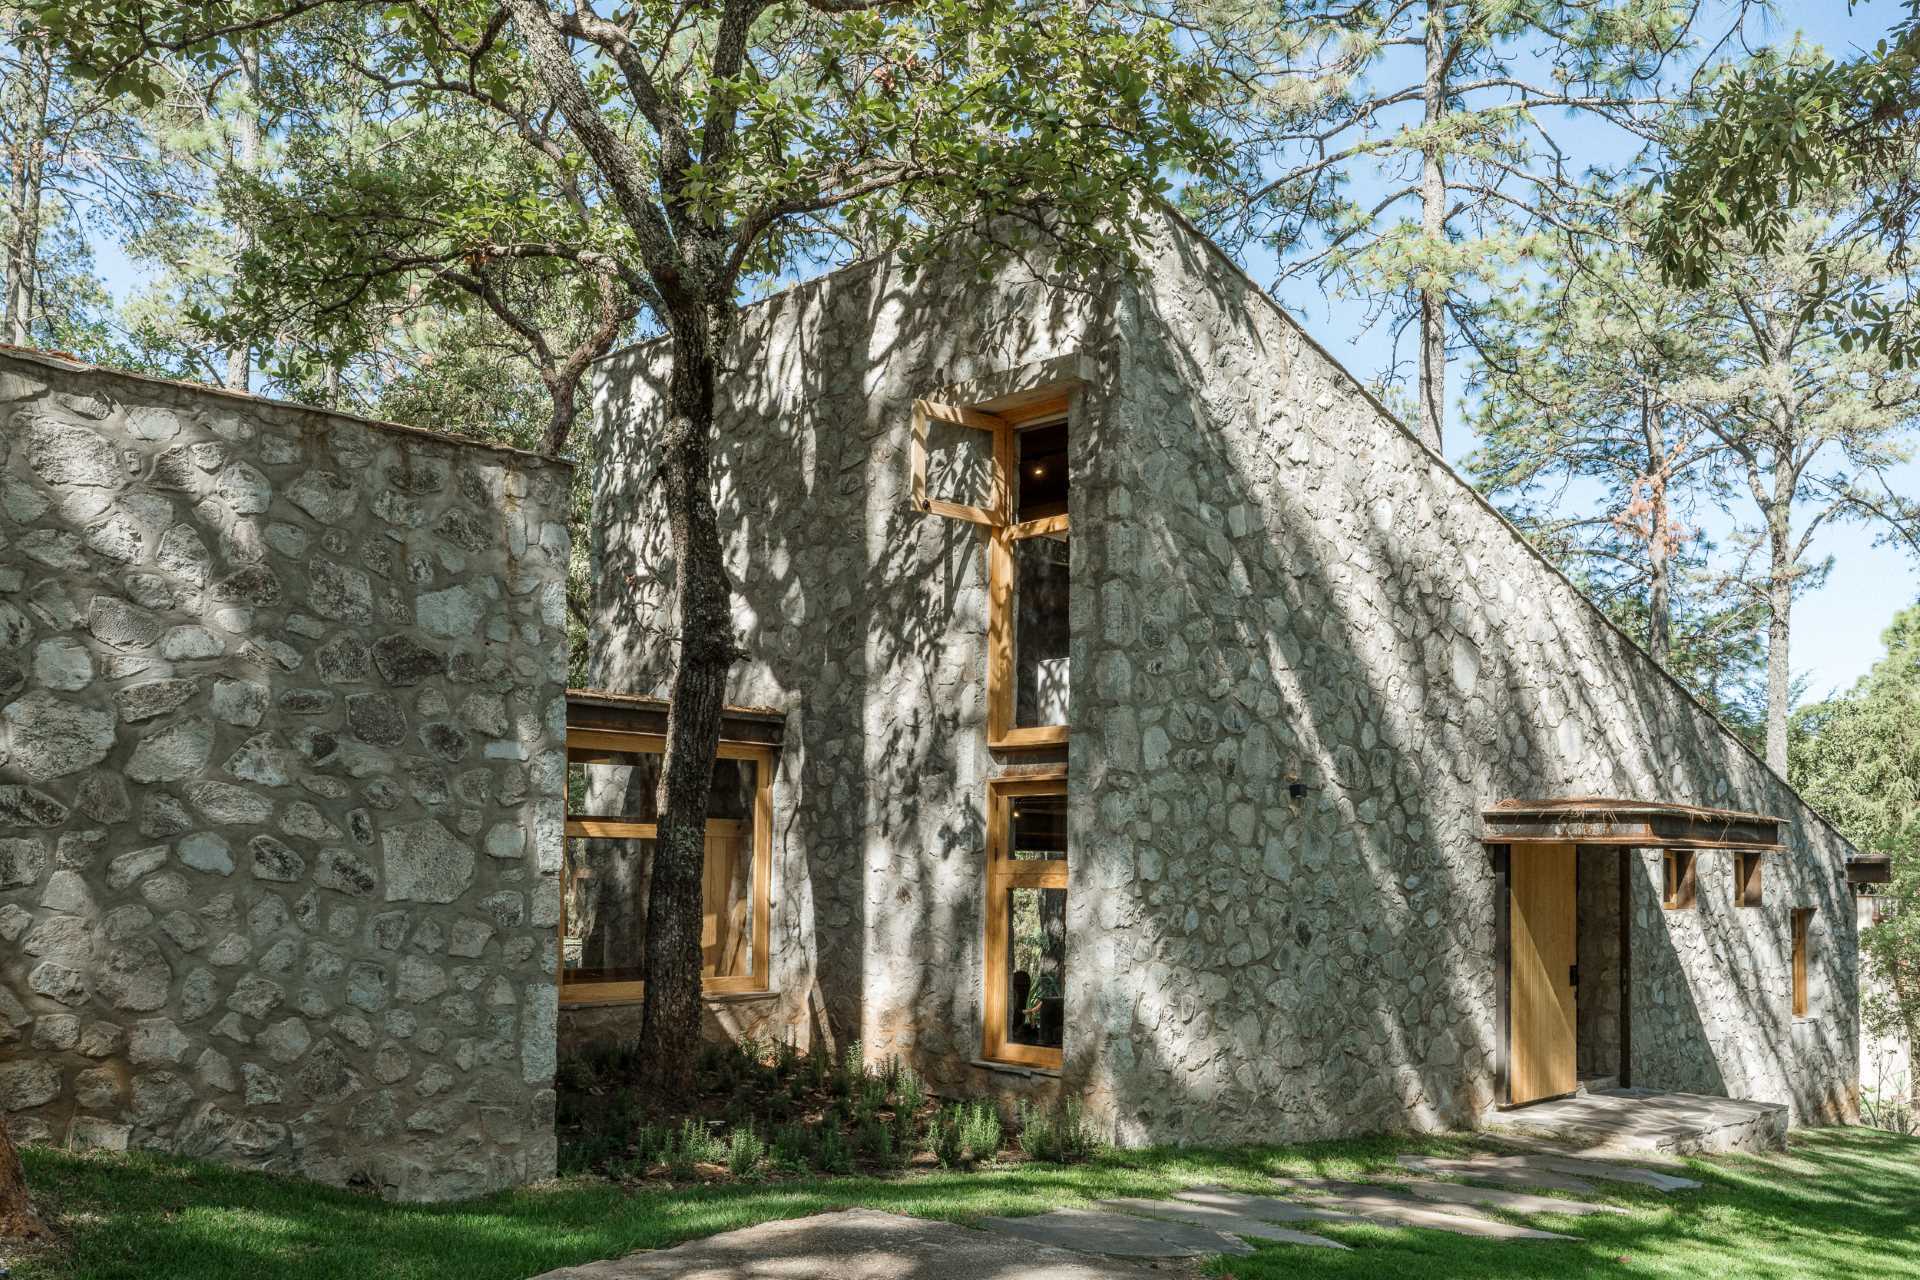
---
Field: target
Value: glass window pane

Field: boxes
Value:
[1016,421,1068,522]
[1006,886,1066,1049]
[563,835,653,983]
[567,750,660,821]
[1014,532,1069,728]
[1010,793,1067,860]
[704,821,753,977]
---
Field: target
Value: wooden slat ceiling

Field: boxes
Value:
[1482,797,1786,852]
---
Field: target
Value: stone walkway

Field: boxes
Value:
[528,1148,1701,1278]
[1481,1087,1788,1155]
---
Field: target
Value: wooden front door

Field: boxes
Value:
[1510,842,1577,1105]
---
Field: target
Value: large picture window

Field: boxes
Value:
[983,770,1069,1069]
[911,391,1074,750]
[561,728,773,1003]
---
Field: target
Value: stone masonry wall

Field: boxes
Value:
[0,349,570,1201]
[589,255,1095,1093]
[590,209,1858,1138]
[1066,215,1856,1140]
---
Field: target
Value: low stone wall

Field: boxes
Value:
[0,350,571,1201]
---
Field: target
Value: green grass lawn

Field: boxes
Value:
[5,1127,1918,1280]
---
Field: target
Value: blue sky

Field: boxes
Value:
[79,3,1916,701]
[1234,1,1920,704]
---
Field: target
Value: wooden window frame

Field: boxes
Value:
[559,727,775,1005]
[1791,906,1813,1017]
[1736,851,1764,908]
[1663,849,1697,910]
[982,768,1069,1070]
[910,393,1076,751]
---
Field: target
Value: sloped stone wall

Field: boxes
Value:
[1066,215,1856,1138]
[0,349,570,1201]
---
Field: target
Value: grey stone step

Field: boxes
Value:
[1177,1186,1575,1241]
[1096,1197,1349,1249]
[1394,1178,1632,1217]
[1396,1155,1598,1192]
[979,1208,1253,1258]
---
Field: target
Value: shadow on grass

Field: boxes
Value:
[11,1129,1919,1280]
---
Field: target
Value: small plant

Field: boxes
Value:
[894,1065,925,1116]
[930,1104,967,1168]
[834,1040,865,1096]
[727,1124,766,1177]
[816,1124,854,1174]
[859,1072,889,1116]
[961,1101,1002,1164]
[770,1122,813,1171]
[1017,1100,1105,1164]
[856,1113,896,1165]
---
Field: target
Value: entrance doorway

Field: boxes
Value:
[1509,842,1577,1105]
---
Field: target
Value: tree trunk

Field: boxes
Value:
[0,1123,47,1240]
[635,309,738,1094]
[1764,514,1793,774]
[226,40,261,390]
[1416,0,1447,454]
[3,33,50,348]
[1644,392,1671,667]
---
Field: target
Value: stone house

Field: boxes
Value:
[582,209,1864,1143]
[0,348,571,1200]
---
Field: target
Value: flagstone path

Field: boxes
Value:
[527,1148,1698,1278]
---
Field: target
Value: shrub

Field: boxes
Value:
[961,1101,1002,1164]
[769,1122,813,1171]
[894,1065,925,1116]
[727,1124,766,1177]
[1017,1100,1104,1164]
[930,1104,967,1168]
[816,1125,854,1174]
[856,1113,896,1165]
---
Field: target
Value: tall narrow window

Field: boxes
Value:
[984,771,1068,1068]
[909,392,1075,751]
[561,730,773,1002]
[1791,907,1813,1017]
[1663,850,1696,910]
[1736,852,1764,908]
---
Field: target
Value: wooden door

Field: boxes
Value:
[1510,842,1577,1105]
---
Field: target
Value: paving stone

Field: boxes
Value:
[1395,1156,1599,1193]
[980,1207,1251,1258]
[1393,1178,1632,1216]
[1178,1186,1572,1240]
[1097,1197,1347,1248]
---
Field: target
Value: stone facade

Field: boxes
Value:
[588,210,1858,1140]
[0,349,570,1201]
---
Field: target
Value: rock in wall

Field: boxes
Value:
[0,350,570,1201]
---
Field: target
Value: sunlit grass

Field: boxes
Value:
[4,1127,1916,1280]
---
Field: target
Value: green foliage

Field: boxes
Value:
[929,1103,968,1169]
[1792,602,1920,1086]
[813,1124,853,1175]
[725,1124,765,1178]
[1652,7,1920,362]
[1016,1099,1104,1164]
[960,1101,1002,1165]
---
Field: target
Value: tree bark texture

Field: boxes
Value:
[0,1123,47,1240]
[635,314,738,1094]
[1643,390,1672,667]
[1417,0,1448,454]
[226,40,261,390]
[3,32,50,348]
[1765,520,1792,774]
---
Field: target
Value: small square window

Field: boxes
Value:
[1736,852,1764,908]
[1663,850,1696,910]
